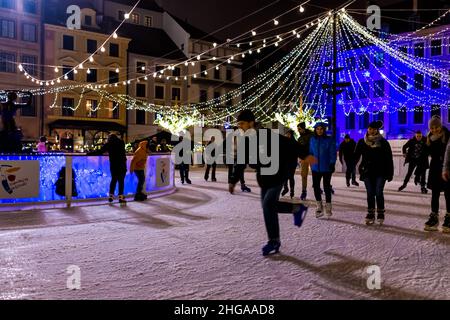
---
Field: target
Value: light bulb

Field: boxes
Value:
[144,76,148,80]
[113,32,118,39]
[127,80,131,84]
[64,75,68,80]
[116,68,119,73]
[212,57,216,60]
[18,64,23,71]
[54,67,59,72]
[292,30,297,35]
[89,56,94,62]
[251,30,256,36]
[191,62,195,66]
[213,42,217,47]
[215,66,219,70]
[274,19,279,26]
[204,71,207,75]
[227,59,231,64]
[237,43,240,48]
[141,66,145,71]
[57,79,61,83]
[74,69,78,74]
[79,63,83,69]
[87,69,91,74]
[197,55,201,60]
[124,13,130,19]
[100,46,105,52]
[184,62,188,66]
[299,6,305,13]
[249,41,253,46]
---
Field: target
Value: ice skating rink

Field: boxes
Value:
[0,168,449,299]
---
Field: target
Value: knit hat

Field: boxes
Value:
[428,115,442,129]
[314,122,327,129]
[368,120,383,129]
[344,134,350,139]
[237,109,256,123]
[297,122,306,130]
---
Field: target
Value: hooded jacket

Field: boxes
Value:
[309,133,337,173]
[88,135,127,175]
[130,140,148,172]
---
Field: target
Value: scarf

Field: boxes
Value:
[428,131,444,143]
[364,132,383,148]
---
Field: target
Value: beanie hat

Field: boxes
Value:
[237,109,256,123]
[314,122,327,129]
[428,115,442,129]
[368,120,383,129]
[344,134,350,139]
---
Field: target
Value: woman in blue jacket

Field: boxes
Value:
[309,122,337,217]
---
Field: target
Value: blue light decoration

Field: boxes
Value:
[0,154,174,205]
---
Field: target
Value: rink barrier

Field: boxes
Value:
[0,153,175,209]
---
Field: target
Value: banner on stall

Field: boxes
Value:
[156,158,170,187]
[0,161,40,199]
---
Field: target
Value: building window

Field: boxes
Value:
[346,57,356,71]
[154,85,164,99]
[63,65,74,80]
[63,35,74,50]
[414,43,424,57]
[87,39,97,53]
[414,73,424,91]
[144,16,152,27]
[172,67,181,77]
[110,101,120,119]
[374,80,385,97]
[359,112,369,129]
[398,75,407,90]
[359,56,370,70]
[0,51,16,73]
[431,105,441,119]
[0,19,15,38]
[171,87,181,101]
[136,61,146,73]
[62,98,75,117]
[131,13,139,24]
[400,46,408,54]
[109,71,118,84]
[199,89,208,103]
[373,52,384,68]
[201,64,207,77]
[0,0,15,9]
[86,99,98,118]
[21,55,37,75]
[345,87,355,100]
[375,111,384,122]
[398,107,407,125]
[136,109,146,124]
[20,95,35,116]
[214,67,220,80]
[109,43,119,57]
[359,82,369,99]
[226,68,232,81]
[136,83,146,97]
[345,112,355,129]
[431,75,441,89]
[86,68,97,82]
[23,0,37,14]
[118,11,125,21]
[22,23,36,42]
[413,106,423,124]
[431,39,442,56]
[84,15,92,26]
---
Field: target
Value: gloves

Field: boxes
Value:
[329,163,335,173]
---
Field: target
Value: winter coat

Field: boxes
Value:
[230,128,307,188]
[89,136,127,175]
[354,137,394,181]
[338,139,356,163]
[309,135,337,173]
[426,127,450,191]
[402,137,429,169]
[130,141,148,172]
[37,142,47,153]
[297,129,313,149]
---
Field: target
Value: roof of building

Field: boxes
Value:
[107,0,164,12]
[103,17,186,60]
[166,12,221,43]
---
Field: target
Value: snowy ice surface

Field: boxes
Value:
[0,168,449,300]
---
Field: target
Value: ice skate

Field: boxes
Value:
[316,201,324,218]
[365,211,375,225]
[351,180,359,187]
[241,185,251,193]
[186,179,192,184]
[442,214,450,234]
[118,195,127,205]
[325,203,332,217]
[377,211,385,225]
[424,212,439,231]
[293,204,308,227]
[421,187,428,194]
[108,194,114,203]
[262,240,281,256]
[300,190,307,201]
[281,187,289,197]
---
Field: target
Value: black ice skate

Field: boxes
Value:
[300,190,307,201]
[293,204,308,227]
[281,187,289,197]
[377,211,385,225]
[365,211,375,225]
[108,194,114,203]
[442,214,450,234]
[352,180,359,187]
[241,185,251,192]
[262,240,281,256]
[118,195,127,205]
[424,213,439,231]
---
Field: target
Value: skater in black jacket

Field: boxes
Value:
[354,121,393,225]
[423,116,450,232]
[339,134,359,187]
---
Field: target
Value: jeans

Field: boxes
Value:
[403,161,426,187]
[345,160,357,183]
[312,171,332,203]
[228,164,246,185]
[431,187,450,214]
[261,184,283,241]
[204,163,217,180]
[300,160,309,192]
[179,163,189,182]
[283,167,296,193]
[135,170,145,194]
[364,176,386,212]
[110,171,126,196]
